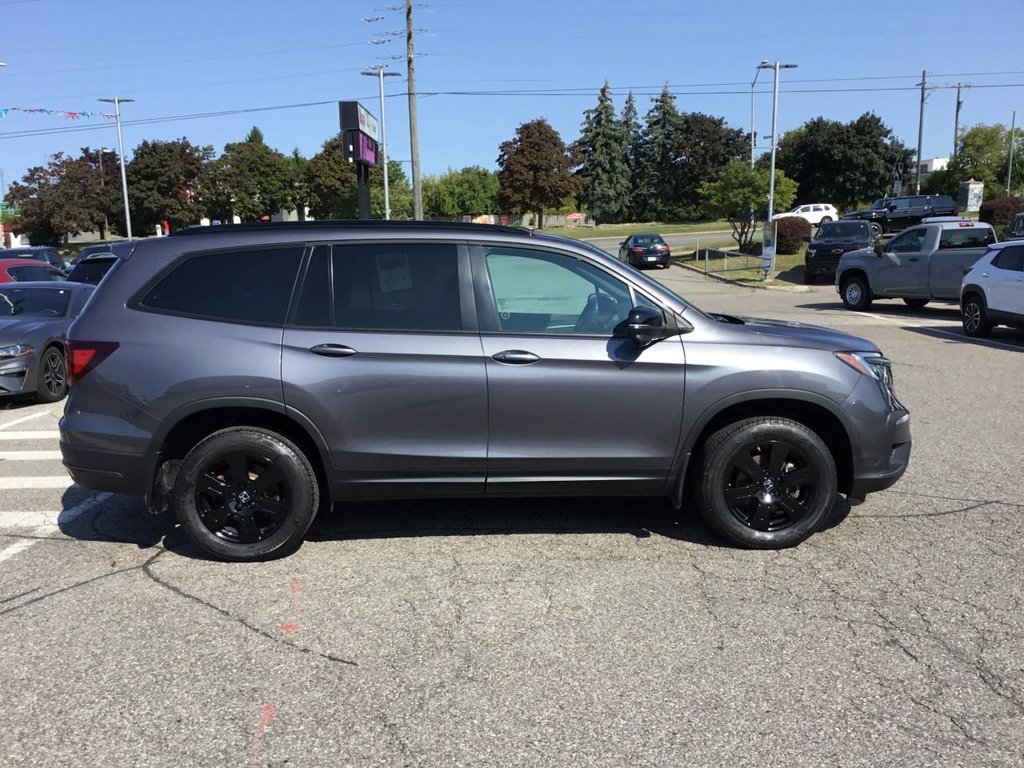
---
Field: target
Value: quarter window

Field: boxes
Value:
[938,228,996,250]
[483,247,634,335]
[992,246,1024,272]
[140,246,303,325]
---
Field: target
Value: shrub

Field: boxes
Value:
[979,196,1024,237]
[775,217,811,255]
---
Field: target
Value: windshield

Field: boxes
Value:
[632,235,665,246]
[818,221,870,239]
[68,258,117,285]
[0,286,71,317]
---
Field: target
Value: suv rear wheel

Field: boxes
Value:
[961,292,993,338]
[173,427,320,561]
[696,417,837,549]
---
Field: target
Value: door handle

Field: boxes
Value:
[309,343,357,358]
[492,350,540,365]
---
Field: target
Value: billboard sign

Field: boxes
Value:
[338,101,379,142]
[343,129,379,166]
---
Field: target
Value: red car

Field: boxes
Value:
[0,259,66,283]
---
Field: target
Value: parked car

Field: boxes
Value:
[0,282,95,402]
[803,220,878,284]
[835,218,996,311]
[842,195,958,234]
[1004,212,1024,241]
[2,246,67,273]
[772,203,839,227]
[61,221,911,561]
[66,254,119,286]
[0,259,67,283]
[69,239,140,268]
[960,241,1024,337]
[618,233,671,269]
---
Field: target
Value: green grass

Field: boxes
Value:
[536,221,734,240]
[687,252,807,287]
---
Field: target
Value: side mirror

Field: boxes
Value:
[627,306,677,348]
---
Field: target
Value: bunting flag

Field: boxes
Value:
[0,107,116,119]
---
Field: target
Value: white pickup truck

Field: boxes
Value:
[836,218,997,311]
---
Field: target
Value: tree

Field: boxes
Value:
[423,166,499,218]
[774,113,913,210]
[673,112,746,218]
[4,148,114,246]
[124,138,210,234]
[700,160,797,249]
[496,119,575,228]
[574,83,631,223]
[633,86,684,221]
[211,127,296,221]
[621,91,642,220]
[946,123,1024,197]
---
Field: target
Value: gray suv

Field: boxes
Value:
[60,222,911,560]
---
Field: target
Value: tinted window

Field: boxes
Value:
[141,246,303,325]
[484,247,633,335]
[294,242,462,332]
[67,257,117,285]
[818,222,869,239]
[992,246,1024,272]
[6,264,62,281]
[0,286,71,316]
[938,227,996,250]
[1008,214,1024,238]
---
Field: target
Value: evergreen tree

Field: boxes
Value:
[635,85,684,221]
[575,82,630,224]
[621,91,642,220]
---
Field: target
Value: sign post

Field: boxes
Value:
[761,220,777,280]
[339,101,381,220]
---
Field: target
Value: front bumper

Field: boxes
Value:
[846,388,912,500]
[0,354,35,396]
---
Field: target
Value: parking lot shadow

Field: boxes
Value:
[901,324,1024,351]
[58,484,178,550]
[0,394,45,411]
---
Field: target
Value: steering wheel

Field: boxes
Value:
[574,293,620,333]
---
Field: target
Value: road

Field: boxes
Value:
[585,229,739,253]
[1,269,1022,767]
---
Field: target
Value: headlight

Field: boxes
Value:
[0,344,34,358]
[835,351,900,409]
[806,249,816,258]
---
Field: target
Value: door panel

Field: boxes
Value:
[875,229,926,295]
[474,245,686,496]
[281,242,487,496]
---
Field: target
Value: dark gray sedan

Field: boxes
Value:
[0,282,94,402]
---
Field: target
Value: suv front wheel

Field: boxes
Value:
[841,274,872,311]
[696,417,837,549]
[173,427,320,561]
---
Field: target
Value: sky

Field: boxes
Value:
[0,0,1022,197]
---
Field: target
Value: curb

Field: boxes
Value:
[675,261,812,292]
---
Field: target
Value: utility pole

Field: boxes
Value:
[98,97,134,239]
[406,0,423,220]
[915,70,926,195]
[1008,110,1017,196]
[953,83,964,158]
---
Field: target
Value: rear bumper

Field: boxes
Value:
[629,254,671,267]
[60,441,150,496]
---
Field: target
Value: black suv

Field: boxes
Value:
[803,220,878,284]
[60,221,911,561]
[842,195,958,234]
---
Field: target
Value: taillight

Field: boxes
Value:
[630,247,645,253]
[67,341,119,386]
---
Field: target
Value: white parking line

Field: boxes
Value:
[0,410,51,431]
[0,451,64,461]
[0,540,38,564]
[0,476,71,490]
[0,431,60,441]
[861,311,1024,352]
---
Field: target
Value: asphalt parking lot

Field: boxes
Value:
[1,266,1022,767]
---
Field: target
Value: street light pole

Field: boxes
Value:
[98,97,134,239]
[751,60,767,166]
[763,62,798,222]
[361,68,401,220]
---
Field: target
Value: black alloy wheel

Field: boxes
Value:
[697,417,837,549]
[174,427,320,561]
[37,346,68,403]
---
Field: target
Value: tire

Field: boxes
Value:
[819,216,833,224]
[36,345,68,403]
[696,417,838,549]
[903,298,929,308]
[961,292,993,338]
[840,275,872,311]
[173,427,320,561]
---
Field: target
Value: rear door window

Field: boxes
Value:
[140,246,303,325]
[938,227,996,250]
[992,246,1024,271]
[7,264,63,281]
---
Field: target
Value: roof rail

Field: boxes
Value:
[169,220,534,237]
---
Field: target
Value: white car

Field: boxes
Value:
[772,203,839,226]
[960,241,1024,338]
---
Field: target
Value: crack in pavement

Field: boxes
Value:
[141,550,358,667]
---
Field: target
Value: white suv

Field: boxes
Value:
[772,203,839,226]
[960,242,1024,337]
